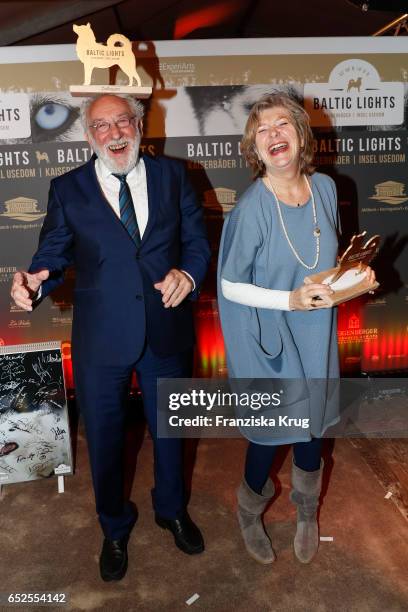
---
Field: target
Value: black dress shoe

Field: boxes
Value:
[99,537,128,582]
[155,512,204,555]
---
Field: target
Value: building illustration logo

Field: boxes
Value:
[369,181,408,205]
[204,187,236,216]
[304,59,404,127]
[0,197,46,222]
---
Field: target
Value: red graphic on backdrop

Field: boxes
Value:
[348,314,360,330]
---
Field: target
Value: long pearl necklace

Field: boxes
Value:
[266,174,320,270]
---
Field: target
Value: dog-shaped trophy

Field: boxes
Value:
[304,231,380,306]
[70,23,152,98]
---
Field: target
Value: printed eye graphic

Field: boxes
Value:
[30,95,80,142]
[35,103,70,130]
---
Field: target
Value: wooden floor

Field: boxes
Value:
[2,431,408,610]
[349,437,408,522]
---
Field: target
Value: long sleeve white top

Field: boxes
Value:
[221,278,291,311]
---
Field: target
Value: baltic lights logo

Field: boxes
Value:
[0,197,45,222]
[304,59,404,127]
[369,181,408,205]
[0,93,31,139]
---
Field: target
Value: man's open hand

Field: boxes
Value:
[10,269,49,312]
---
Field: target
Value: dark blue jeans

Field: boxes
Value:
[244,438,322,494]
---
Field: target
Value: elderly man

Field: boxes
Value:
[11,94,210,581]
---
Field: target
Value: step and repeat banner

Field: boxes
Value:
[0,38,407,383]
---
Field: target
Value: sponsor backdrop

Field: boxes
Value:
[0,39,407,385]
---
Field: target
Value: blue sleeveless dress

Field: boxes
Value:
[217,172,340,443]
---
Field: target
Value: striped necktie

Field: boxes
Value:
[113,173,141,246]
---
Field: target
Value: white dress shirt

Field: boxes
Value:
[95,156,149,237]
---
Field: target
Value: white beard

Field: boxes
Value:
[89,130,141,175]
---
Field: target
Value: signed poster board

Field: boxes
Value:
[0,341,72,485]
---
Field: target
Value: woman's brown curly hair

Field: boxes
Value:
[240,91,315,179]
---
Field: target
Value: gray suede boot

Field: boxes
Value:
[237,478,276,564]
[289,459,323,564]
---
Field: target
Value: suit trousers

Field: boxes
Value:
[74,342,193,540]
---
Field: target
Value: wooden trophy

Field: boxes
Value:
[304,231,380,306]
[69,23,152,98]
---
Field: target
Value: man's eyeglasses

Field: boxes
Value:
[89,115,137,134]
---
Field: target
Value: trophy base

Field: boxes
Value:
[69,85,152,98]
[304,266,379,306]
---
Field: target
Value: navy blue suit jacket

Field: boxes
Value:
[30,154,210,367]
